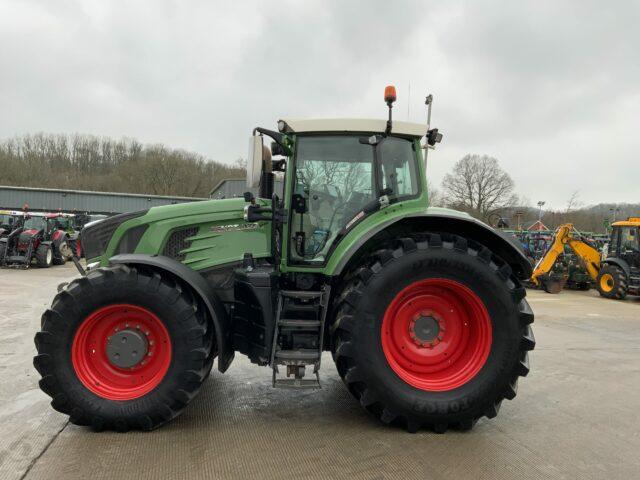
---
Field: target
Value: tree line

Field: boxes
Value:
[431,153,638,233]
[0,133,245,197]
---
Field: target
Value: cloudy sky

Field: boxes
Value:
[1,0,638,208]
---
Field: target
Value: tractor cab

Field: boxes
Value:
[608,218,640,271]
[244,86,442,271]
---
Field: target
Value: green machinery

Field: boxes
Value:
[34,87,534,432]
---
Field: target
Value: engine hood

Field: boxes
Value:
[20,229,39,239]
[143,197,250,222]
[97,197,272,271]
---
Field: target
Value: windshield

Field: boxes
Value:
[23,217,46,231]
[620,226,639,253]
[290,134,419,263]
[0,214,15,227]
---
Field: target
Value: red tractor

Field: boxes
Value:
[0,213,73,268]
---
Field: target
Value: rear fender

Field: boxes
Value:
[52,232,69,250]
[109,254,234,372]
[52,230,67,243]
[335,212,533,280]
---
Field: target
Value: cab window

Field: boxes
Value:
[620,226,639,253]
[380,137,419,197]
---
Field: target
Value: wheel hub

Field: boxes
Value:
[381,278,493,392]
[106,329,148,368]
[409,313,442,347]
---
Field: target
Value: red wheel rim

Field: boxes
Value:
[71,304,172,400]
[381,278,492,391]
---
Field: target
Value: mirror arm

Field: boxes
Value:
[253,127,286,151]
[243,203,288,224]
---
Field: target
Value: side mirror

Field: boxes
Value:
[246,135,263,188]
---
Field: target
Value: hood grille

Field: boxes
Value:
[162,227,198,261]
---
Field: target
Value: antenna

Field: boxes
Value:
[407,82,411,119]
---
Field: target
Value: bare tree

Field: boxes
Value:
[427,180,444,207]
[442,154,516,220]
[565,190,582,213]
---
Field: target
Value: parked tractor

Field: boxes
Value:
[50,213,83,257]
[35,88,535,432]
[0,210,20,238]
[0,213,73,268]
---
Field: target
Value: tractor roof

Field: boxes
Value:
[612,217,640,227]
[278,118,427,138]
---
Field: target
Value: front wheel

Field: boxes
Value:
[34,265,215,431]
[35,244,53,268]
[331,233,535,432]
[596,264,628,299]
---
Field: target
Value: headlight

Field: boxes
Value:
[81,210,147,261]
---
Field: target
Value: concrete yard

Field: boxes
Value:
[1,264,639,480]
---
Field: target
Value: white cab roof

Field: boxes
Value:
[278,118,427,138]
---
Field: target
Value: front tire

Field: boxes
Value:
[331,234,535,432]
[34,265,215,431]
[596,264,628,299]
[36,244,53,268]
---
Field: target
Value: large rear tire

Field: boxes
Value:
[331,233,535,432]
[596,264,628,299]
[53,240,70,265]
[34,265,215,431]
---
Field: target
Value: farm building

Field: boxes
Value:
[0,185,206,215]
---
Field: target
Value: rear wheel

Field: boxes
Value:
[34,265,215,431]
[53,240,71,265]
[36,244,53,268]
[331,233,535,432]
[596,264,628,299]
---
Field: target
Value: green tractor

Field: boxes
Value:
[34,88,534,432]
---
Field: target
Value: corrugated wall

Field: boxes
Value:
[0,186,206,214]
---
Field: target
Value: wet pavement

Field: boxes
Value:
[1,264,639,479]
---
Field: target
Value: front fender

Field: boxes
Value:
[334,210,532,280]
[109,254,234,372]
[603,257,631,278]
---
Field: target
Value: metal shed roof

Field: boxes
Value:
[0,185,206,214]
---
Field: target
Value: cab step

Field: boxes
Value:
[278,319,321,328]
[271,286,330,389]
[274,349,320,362]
